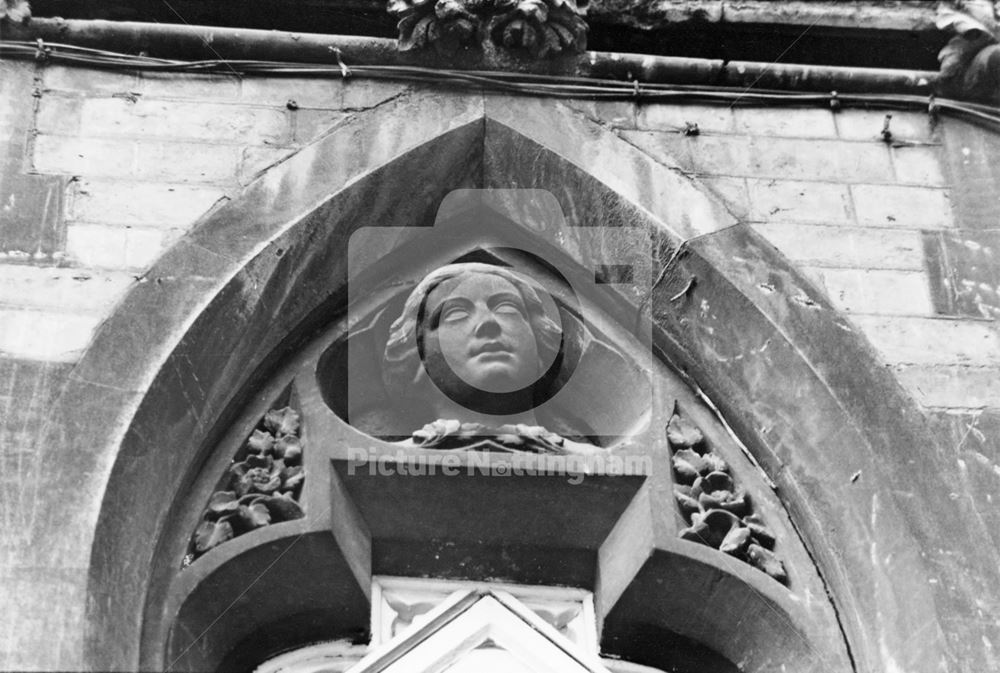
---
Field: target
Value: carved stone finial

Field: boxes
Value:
[388,0,588,58]
[668,408,788,584]
[937,2,1000,102]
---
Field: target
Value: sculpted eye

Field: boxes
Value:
[441,306,470,322]
[494,300,525,316]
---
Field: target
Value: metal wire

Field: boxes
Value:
[5,39,1000,127]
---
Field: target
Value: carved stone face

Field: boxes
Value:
[420,272,541,396]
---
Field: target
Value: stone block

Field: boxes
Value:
[830,141,896,184]
[0,570,87,669]
[138,72,240,100]
[701,176,750,220]
[294,109,350,144]
[34,136,135,178]
[804,266,934,315]
[636,104,735,134]
[940,118,1000,231]
[35,94,84,136]
[68,180,225,228]
[65,223,127,269]
[75,99,290,144]
[852,184,954,228]
[561,99,635,129]
[894,364,1000,409]
[926,230,1000,320]
[1,60,35,131]
[747,179,852,223]
[836,109,936,142]
[341,80,411,111]
[748,137,893,183]
[617,130,688,169]
[683,134,753,175]
[134,141,241,184]
[125,227,176,270]
[892,145,948,186]
[752,223,925,270]
[240,146,298,184]
[0,266,135,313]
[43,64,139,94]
[733,107,838,138]
[241,76,342,108]
[0,172,68,260]
[0,308,101,361]
[851,315,1000,367]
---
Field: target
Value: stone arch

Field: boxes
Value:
[67,91,944,672]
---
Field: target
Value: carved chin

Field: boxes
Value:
[460,358,534,393]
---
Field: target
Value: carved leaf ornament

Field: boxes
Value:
[388,0,587,57]
[0,0,30,22]
[184,406,305,566]
[668,410,788,584]
[937,2,1000,102]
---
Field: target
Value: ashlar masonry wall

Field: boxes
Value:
[2,57,1000,668]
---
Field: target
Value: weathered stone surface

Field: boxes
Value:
[753,222,926,271]
[654,223,962,673]
[38,95,290,144]
[67,179,225,228]
[896,363,1000,409]
[0,61,68,262]
[835,108,937,142]
[733,107,838,139]
[0,265,135,312]
[804,266,935,315]
[747,178,852,223]
[4,65,1000,673]
[852,184,955,228]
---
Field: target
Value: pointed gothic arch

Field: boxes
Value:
[69,91,944,672]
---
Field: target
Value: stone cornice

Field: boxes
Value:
[23,0,945,68]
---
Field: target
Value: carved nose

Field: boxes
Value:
[475,317,501,338]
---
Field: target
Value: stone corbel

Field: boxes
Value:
[388,0,588,58]
[937,1,1000,102]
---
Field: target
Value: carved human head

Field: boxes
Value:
[383,263,562,413]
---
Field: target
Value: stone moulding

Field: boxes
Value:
[668,407,788,584]
[388,0,588,57]
[183,405,305,566]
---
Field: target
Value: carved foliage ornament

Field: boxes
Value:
[0,0,30,22]
[388,0,588,58]
[937,2,1000,102]
[405,419,602,453]
[668,409,788,584]
[184,406,305,566]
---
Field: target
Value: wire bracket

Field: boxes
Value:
[34,38,50,61]
[331,47,352,79]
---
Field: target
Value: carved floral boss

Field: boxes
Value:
[388,0,588,57]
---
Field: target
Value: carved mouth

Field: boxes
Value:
[473,342,512,357]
